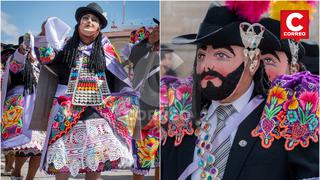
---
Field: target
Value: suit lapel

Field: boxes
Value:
[222,101,265,180]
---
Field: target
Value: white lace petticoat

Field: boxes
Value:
[44,118,133,177]
[13,131,46,156]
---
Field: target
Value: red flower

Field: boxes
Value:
[15,127,22,134]
[276,110,286,125]
[57,96,70,105]
[299,91,318,112]
[2,132,8,139]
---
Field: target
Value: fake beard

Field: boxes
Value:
[200,62,244,101]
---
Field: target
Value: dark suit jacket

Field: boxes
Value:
[161,100,319,180]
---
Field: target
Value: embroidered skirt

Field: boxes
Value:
[132,127,160,175]
[1,86,38,151]
[44,118,133,177]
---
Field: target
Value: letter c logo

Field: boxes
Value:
[286,13,303,31]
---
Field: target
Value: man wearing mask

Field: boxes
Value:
[161,1,319,180]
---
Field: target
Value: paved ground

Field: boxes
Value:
[1,155,155,180]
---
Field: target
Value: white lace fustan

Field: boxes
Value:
[13,131,46,155]
[46,118,133,177]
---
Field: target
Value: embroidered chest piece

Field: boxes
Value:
[66,53,110,106]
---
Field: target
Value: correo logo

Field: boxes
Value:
[281,10,309,41]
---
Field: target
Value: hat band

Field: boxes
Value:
[195,22,223,39]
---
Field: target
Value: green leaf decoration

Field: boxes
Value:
[185,104,192,111]
[175,99,183,112]
[143,161,153,168]
[183,93,190,101]
[298,107,306,124]
[264,106,271,118]
[269,106,282,119]
[306,103,312,113]
[306,114,316,123]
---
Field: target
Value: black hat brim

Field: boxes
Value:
[75,7,108,29]
[172,21,281,51]
[153,18,159,25]
[300,56,319,75]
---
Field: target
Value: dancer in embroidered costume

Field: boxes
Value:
[1,41,20,177]
[28,3,139,179]
[1,33,46,180]
[128,19,160,179]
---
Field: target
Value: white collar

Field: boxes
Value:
[207,82,254,117]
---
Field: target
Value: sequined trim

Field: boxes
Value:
[66,55,110,106]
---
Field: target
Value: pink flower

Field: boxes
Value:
[116,100,131,117]
[53,122,59,128]
[299,91,318,112]
[176,85,192,101]
[9,61,23,74]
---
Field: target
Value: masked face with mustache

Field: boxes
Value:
[196,45,246,101]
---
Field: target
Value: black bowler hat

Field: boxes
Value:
[300,41,319,75]
[172,6,281,52]
[259,18,305,61]
[75,2,108,29]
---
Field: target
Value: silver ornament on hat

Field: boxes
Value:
[239,22,265,72]
[288,39,300,74]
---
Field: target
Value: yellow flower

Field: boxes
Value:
[288,93,299,110]
[136,137,159,161]
[65,120,70,127]
[267,85,287,105]
[2,107,23,128]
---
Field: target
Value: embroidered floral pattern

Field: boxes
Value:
[132,123,159,175]
[9,60,24,73]
[252,72,319,151]
[160,76,194,146]
[1,95,24,140]
[37,47,56,64]
[281,91,319,150]
[95,95,139,147]
[49,94,138,148]
[103,41,122,64]
[48,96,85,145]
